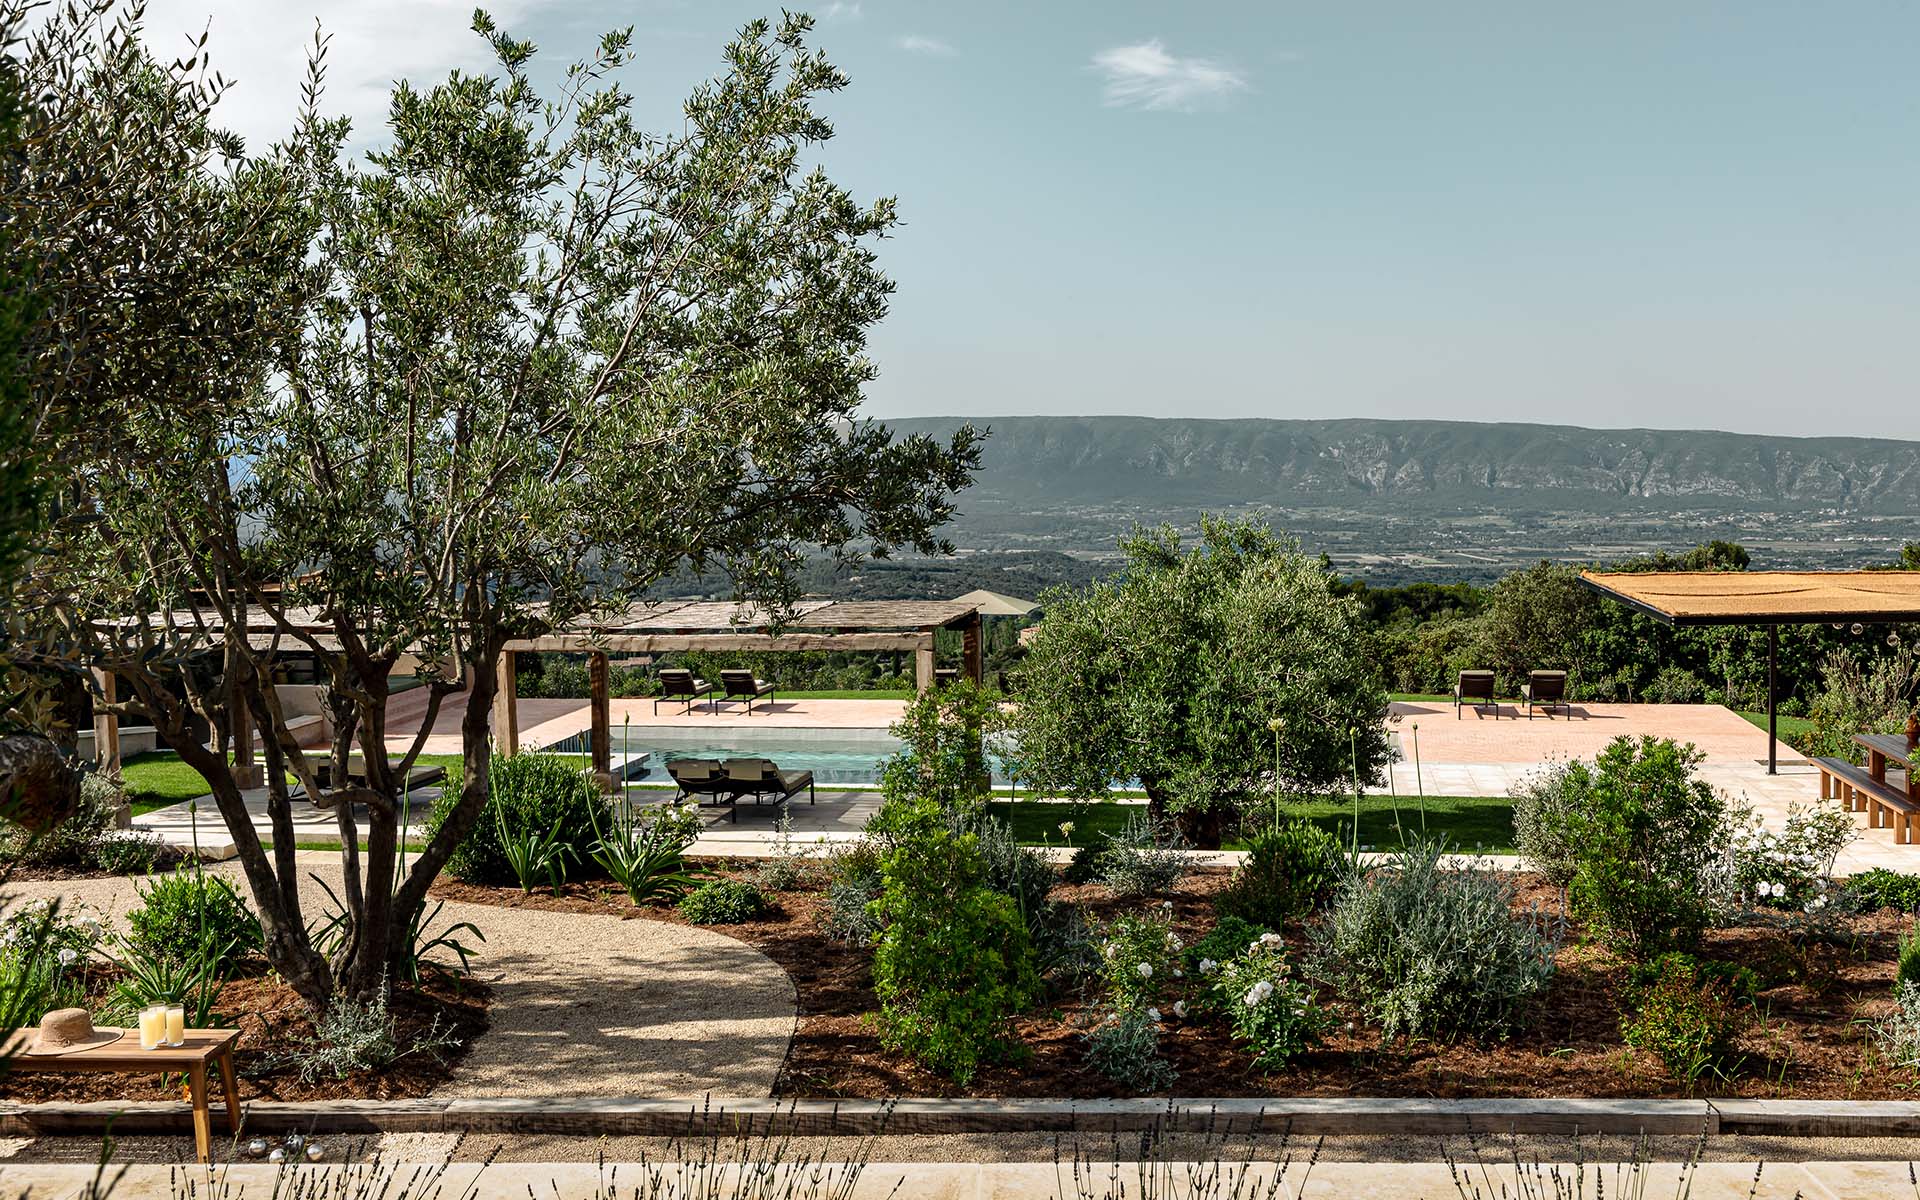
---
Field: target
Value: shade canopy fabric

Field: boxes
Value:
[951,588,1039,617]
[1578,571,1920,627]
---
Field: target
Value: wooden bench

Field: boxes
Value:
[2,1028,239,1161]
[1814,756,1918,844]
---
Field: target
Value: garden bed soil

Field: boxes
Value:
[431,862,1919,1102]
[0,970,489,1103]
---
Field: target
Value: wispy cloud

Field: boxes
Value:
[1090,40,1247,111]
[142,0,560,151]
[895,34,956,57]
[819,1,863,21]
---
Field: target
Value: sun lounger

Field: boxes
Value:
[666,758,733,806]
[1522,670,1570,719]
[654,669,715,714]
[1453,670,1497,718]
[716,669,776,713]
[720,757,815,823]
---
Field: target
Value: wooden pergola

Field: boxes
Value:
[495,599,986,777]
[91,599,984,786]
[1578,570,1920,774]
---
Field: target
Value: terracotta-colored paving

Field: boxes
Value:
[1390,699,1775,766]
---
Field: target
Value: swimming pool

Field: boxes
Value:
[545,727,1019,788]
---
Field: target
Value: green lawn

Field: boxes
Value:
[1737,710,1815,744]
[120,751,218,814]
[988,794,1516,854]
[766,689,915,701]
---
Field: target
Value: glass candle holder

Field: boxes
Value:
[165,1005,186,1046]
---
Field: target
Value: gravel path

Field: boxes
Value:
[0,857,796,1100]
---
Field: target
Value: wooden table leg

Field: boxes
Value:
[187,1062,212,1164]
[217,1048,240,1131]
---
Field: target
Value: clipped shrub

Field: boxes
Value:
[1098,812,1189,898]
[127,869,263,964]
[1217,819,1346,926]
[2,770,123,867]
[1565,736,1731,956]
[1062,843,1105,885]
[1315,839,1559,1042]
[870,798,1039,1082]
[679,879,769,925]
[1875,982,1920,1075]
[1620,952,1753,1084]
[1899,925,1920,991]
[92,830,169,876]
[432,753,606,886]
[1509,760,1589,888]
[1211,935,1329,1070]
[952,807,1054,927]
[1097,907,1181,1013]
[1840,869,1920,914]
[1083,1006,1176,1092]
[822,841,885,944]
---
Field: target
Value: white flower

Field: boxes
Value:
[1161,900,1173,910]
[1258,932,1284,948]
[1173,968,1184,979]
[1146,1007,1162,1023]
[1172,1000,1187,1018]
[57,948,78,966]
[1243,980,1274,1008]
[1199,958,1218,975]
[1135,962,1153,980]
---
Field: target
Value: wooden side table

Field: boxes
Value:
[5,1028,241,1162]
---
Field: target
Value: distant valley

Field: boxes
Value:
[663,416,1920,600]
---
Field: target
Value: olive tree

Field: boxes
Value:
[1008,517,1391,847]
[30,9,980,1008]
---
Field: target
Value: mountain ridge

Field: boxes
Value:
[884,415,1920,511]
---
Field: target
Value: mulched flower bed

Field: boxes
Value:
[0,968,490,1104]
[432,861,1920,1101]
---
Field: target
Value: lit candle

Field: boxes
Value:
[139,1006,165,1050]
[165,1005,185,1045]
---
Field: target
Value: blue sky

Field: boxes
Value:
[147,1,1920,438]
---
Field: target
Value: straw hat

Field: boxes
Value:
[20,1008,123,1055]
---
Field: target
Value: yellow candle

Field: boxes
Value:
[165,1006,185,1045]
[139,1007,165,1050]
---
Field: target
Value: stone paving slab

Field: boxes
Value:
[0,1157,1905,1200]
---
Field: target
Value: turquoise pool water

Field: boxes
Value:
[548,728,1016,787]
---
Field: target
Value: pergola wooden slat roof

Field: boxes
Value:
[1578,569,1920,775]
[1579,571,1920,626]
[494,597,987,765]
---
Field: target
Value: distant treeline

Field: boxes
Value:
[1344,540,1920,713]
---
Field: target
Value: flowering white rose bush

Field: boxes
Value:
[1098,909,1178,1013]
[1210,939,1329,1070]
[1728,802,1855,913]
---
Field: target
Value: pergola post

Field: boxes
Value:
[961,611,984,685]
[589,651,612,790]
[91,667,121,775]
[914,639,936,693]
[493,650,520,756]
[1767,624,1779,776]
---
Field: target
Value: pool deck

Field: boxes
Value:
[386,688,909,756]
[121,694,1920,873]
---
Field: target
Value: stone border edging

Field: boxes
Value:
[4,1097,1918,1140]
